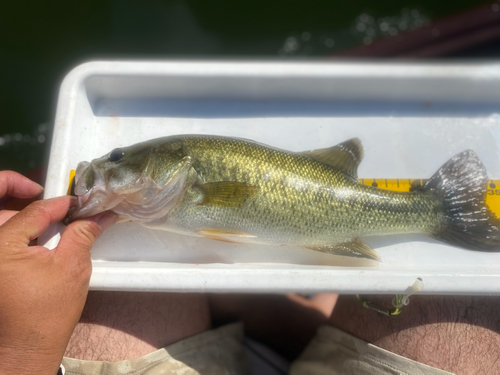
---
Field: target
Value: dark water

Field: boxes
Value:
[0,0,497,174]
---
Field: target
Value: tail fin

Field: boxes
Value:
[423,150,500,251]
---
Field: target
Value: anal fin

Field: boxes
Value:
[307,239,381,261]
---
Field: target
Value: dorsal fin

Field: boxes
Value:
[302,138,364,178]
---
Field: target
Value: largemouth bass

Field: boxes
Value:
[66,135,500,261]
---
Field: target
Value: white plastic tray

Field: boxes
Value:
[41,61,500,294]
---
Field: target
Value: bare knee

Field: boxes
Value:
[328,295,500,374]
[65,291,211,361]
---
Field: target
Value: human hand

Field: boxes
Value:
[0,171,117,375]
[0,171,44,225]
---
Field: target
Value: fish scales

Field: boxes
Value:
[164,136,442,245]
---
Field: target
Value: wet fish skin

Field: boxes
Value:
[162,136,442,243]
[67,135,500,260]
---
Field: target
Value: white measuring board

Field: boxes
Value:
[40,61,500,294]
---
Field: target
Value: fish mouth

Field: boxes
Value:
[65,185,125,224]
[64,161,123,224]
[65,180,93,219]
[76,186,98,208]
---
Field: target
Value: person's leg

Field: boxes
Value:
[65,291,211,362]
[328,295,500,374]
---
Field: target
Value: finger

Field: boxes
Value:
[56,212,118,256]
[0,210,18,226]
[0,196,76,246]
[0,171,43,199]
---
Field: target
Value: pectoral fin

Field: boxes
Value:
[198,181,259,208]
[302,138,363,179]
[197,228,256,243]
[307,239,380,261]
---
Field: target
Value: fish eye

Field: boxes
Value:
[109,148,125,162]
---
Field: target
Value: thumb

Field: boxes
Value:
[56,212,118,257]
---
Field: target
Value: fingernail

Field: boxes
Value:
[95,212,119,231]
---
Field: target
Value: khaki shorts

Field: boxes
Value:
[290,325,454,375]
[61,323,251,375]
[61,323,453,375]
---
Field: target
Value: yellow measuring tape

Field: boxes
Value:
[67,169,76,195]
[67,171,500,219]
